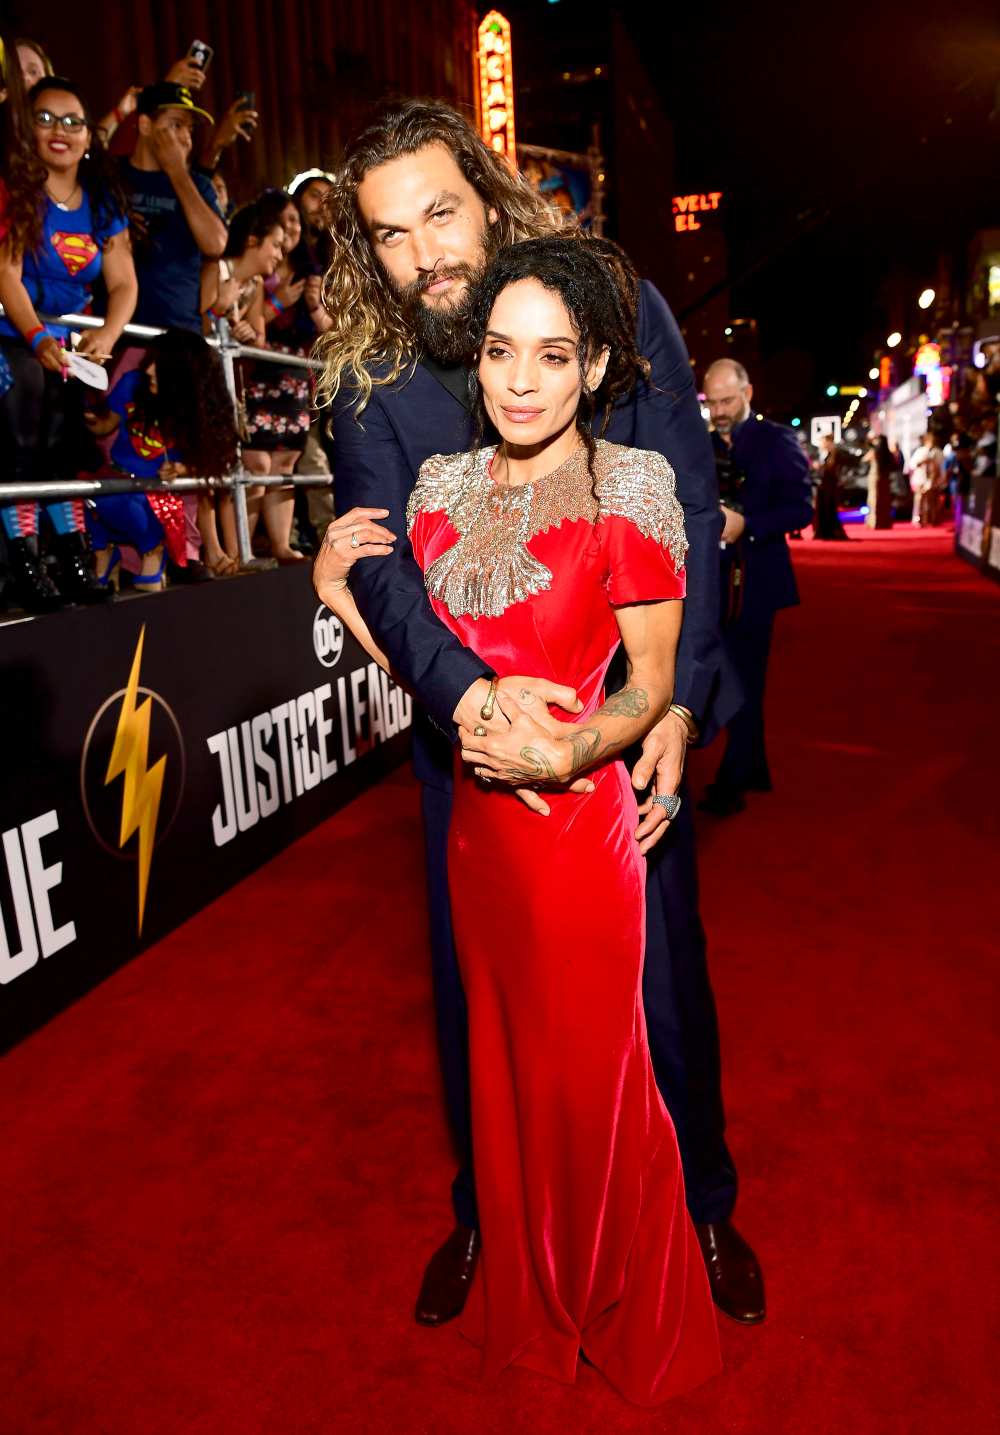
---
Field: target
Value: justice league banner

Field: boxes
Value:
[0,568,412,1051]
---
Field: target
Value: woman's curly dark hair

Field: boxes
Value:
[129,330,239,476]
[466,236,650,483]
[25,76,129,249]
[0,36,48,258]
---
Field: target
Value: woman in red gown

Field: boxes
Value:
[316,238,720,1405]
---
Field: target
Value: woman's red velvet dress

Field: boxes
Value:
[408,439,720,1406]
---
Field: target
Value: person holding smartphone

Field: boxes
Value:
[121,82,227,332]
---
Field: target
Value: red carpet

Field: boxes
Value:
[2,525,996,1434]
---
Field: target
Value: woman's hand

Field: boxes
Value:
[273,275,306,308]
[76,327,115,362]
[159,460,188,482]
[231,319,257,344]
[304,275,324,312]
[34,337,66,374]
[312,508,396,596]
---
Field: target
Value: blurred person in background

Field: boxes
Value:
[288,173,336,542]
[210,170,231,219]
[907,430,945,526]
[15,37,51,89]
[122,82,226,332]
[812,433,849,541]
[0,32,47,611]
[289,169,333,275]
[253,187,331,552]
[84,329,240,588]
[0,73,136,612]
[862,433,894,529]
[204,199,301,565]
[700,358,811,818]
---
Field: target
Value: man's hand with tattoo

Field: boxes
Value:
[458,600,683,848]
[454,674,595,817]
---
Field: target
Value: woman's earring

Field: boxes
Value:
[84,150,90,160]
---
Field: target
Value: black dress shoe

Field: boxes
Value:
[697,785,747,818]
[695,1221,765,1324]
[414,1223,480,1326]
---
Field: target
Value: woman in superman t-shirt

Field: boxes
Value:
[0,74,137,611]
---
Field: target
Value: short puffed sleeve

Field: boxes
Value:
[596,447,688,605]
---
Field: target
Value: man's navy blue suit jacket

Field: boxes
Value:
[714,413,813,624]
[331,279,741,788]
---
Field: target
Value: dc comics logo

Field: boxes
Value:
[313,605,344,668]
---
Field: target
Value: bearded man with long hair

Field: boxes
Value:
[312,99,764,1331]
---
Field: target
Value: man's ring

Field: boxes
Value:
[350,531,360,548]
[473,724,488,738]
[652,793,682,820]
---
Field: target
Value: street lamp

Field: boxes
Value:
[886,331,902,349]
[917,288,935,310]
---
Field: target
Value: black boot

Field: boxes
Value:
[53,530,112,605]
[6,536,64,614]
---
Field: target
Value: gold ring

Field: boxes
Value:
[473,724,488,738]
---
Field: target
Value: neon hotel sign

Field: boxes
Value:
[477,11,516,165]
[673,192,724,232]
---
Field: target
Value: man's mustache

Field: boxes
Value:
[399,263,479,301]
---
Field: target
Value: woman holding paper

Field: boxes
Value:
[0,73,136,611]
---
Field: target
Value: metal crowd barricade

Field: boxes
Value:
[6,311,330,566]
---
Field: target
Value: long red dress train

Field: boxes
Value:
[408,440,721,1406]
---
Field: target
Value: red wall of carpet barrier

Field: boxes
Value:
[0,569,411,1051]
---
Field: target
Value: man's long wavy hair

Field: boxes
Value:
[313,98,567,417]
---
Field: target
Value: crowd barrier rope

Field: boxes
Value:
[3,311,329,566]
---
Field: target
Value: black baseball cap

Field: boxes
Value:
[137,82,213,126]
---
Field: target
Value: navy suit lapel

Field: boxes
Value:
[419,356,474,414]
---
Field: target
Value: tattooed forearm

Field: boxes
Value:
[565,726,602,774]
[554,686,660,777]
[594,686,650,720]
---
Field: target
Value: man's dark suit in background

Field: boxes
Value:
[709,414,812,802]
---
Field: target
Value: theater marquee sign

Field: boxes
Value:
[0,569,410,1049]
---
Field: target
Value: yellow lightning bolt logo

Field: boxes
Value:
[103,626,167,935]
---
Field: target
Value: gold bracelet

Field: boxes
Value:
[479,676,499,722]
[668,703,699,741]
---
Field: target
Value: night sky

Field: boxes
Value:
[650,0,1000,395]
[513,0,1000,406]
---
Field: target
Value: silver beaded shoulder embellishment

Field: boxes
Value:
[593,442,689,574]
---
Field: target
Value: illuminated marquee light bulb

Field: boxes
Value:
[869,367,879,381]
[917,288,935,310]
[886,331,902,349]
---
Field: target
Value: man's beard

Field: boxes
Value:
[396,230,498,365]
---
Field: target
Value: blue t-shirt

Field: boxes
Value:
[0,193,128,341]
[122,162,222,332]
[107,368,182,478]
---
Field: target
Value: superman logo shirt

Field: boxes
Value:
[0,193,128,342]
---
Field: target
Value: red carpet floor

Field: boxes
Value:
[2,525,997,1434]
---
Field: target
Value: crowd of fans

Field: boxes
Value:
[0,36,336,614]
